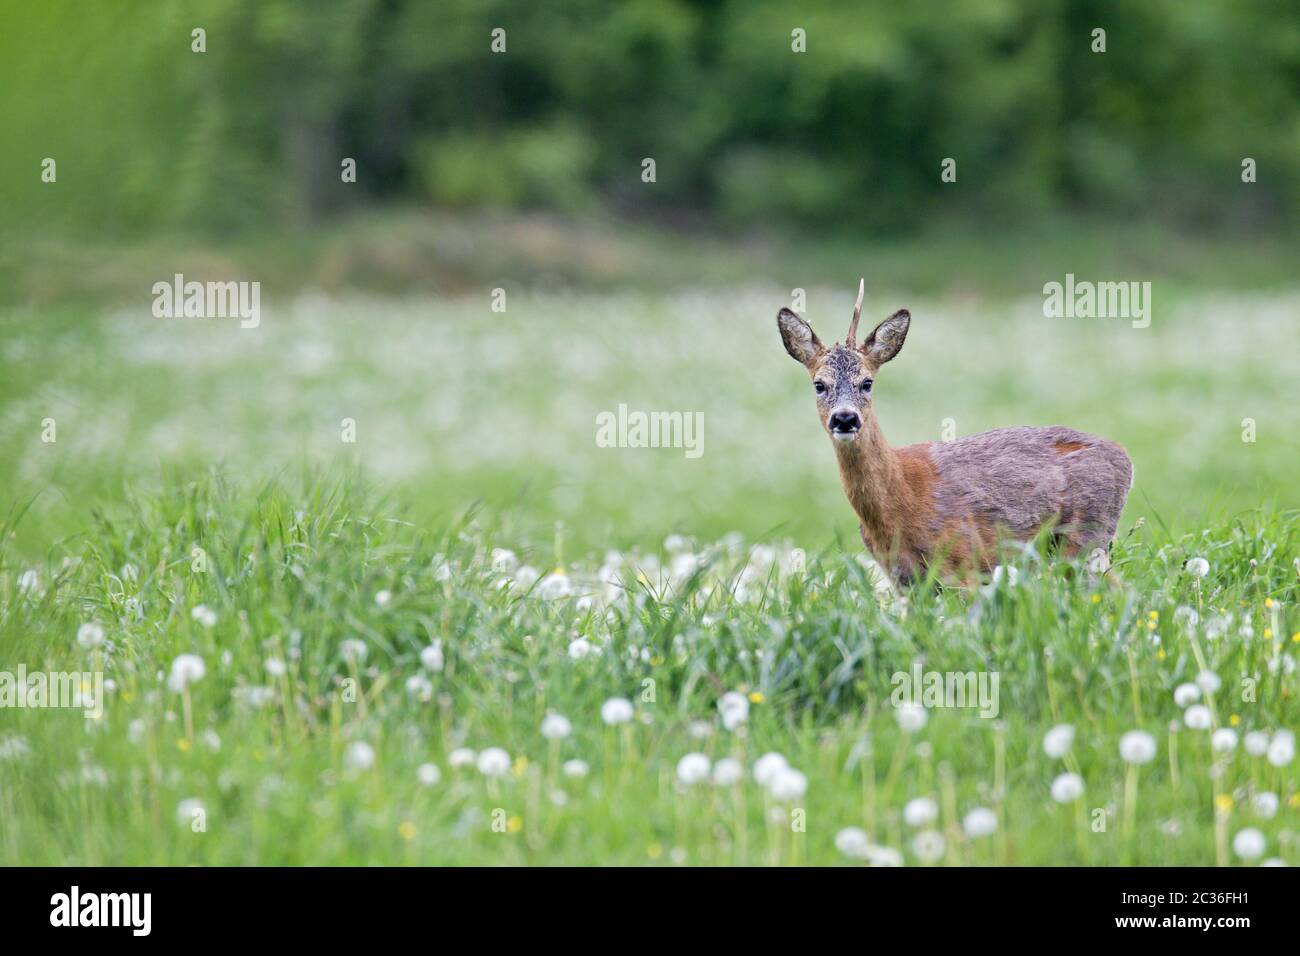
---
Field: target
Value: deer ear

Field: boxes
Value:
[862,309,910,365]
[777,308,823,367]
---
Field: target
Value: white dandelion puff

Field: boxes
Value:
[866,845,904,867]
[1252,791,1279,819]
[1173,683,1201,707]
[1050,772,1085,804]
[676,752,711,785]
[476,747,511,777]
[447,748,476,769]
[895,702,927,733]
[176,797,205,827]
[903,796,939,828]
[76,622,106,649]
[1119,730,1157,764]
[962,807,998,838]
[752,752,789,787]
[718,691,749,731]
[912,830,946,863]
[491,548,519,574]
[1232,827,1266,860]
[1211,728,1238,752]
[405,674,433,702]
[1042,723,1074,759]
[600,697,634,725]
[767,767,808,802]
[1195,669,1221,695]
[190,605,217,628]
[344,741,375,772]
[538,572,573,601]
[1243,731,1270,756]
[1186,557,1209,578]
[1184,704,1213,730]
[540,714,572,740]
[420,642,444,672]
[1266,729,1295,767]
[167,654,206,692]
[417,763,441,786]
[835,827,871,860]
[567,638,595,660]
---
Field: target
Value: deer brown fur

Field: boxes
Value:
[778,281,1133,585]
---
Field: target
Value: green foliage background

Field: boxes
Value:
[2,0,1297,239]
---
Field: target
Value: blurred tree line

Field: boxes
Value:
[3,0,1297,238]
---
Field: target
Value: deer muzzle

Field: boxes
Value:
[828,409,861,440]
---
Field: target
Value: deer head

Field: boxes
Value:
[777,279,911,445]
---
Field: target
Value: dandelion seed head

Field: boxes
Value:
[600,697,634,725]
[540,714,572,740]
[447,747,476,769]
[767,766,807,802]
[167,654,206,692]
[1050,772,1085,804]
[1232,827,1266,860]
[1119,730,1157,765]
[903,796,939,828]
[752,752,789,786]
[1252,791,1279,819]
[345,741,375,771]
[1184,704,1213,730]
[420,642,444,672]
[76,622,106,649]
[1243,731,1269,756]
[1173,683,1200,707]
[835,827,871,860]
[676,752,711,785]
[1042,723,1074,759]
[476,747,511,777]
[962,807,998,838]
[912,829,945,863]
[895,702,927,733]
[1211,728,1238,752]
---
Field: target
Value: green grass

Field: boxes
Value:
[1,227,1297,864]
[1,283,1297,558]
[0,473,1295,865]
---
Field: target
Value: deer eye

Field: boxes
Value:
[860,378,873,392]
[813,381,827,395]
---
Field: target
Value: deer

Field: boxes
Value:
[777,280,1133,587]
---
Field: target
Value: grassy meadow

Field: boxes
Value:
[0,226,1298,865]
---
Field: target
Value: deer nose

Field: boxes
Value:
[829,411,861,434]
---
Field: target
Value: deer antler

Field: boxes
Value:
[846,277,865,347]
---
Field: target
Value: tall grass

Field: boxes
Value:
[1,474,1294,865]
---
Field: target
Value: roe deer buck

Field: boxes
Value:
[777,280,1133,586]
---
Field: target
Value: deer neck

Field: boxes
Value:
[834,415,911,545]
